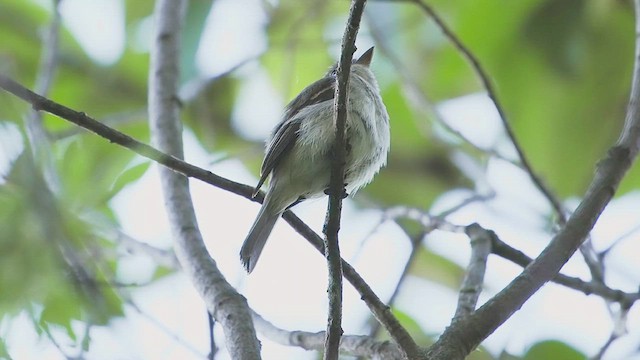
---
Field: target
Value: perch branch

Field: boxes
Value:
[323,0,368,358]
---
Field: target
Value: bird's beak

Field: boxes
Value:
[355,46,374,67]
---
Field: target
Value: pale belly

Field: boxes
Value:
[267,106,387,213]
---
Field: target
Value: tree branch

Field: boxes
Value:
[323,1,368,358]
[0,74,415,357]
[147,1,260,358]
[425,1,640,357]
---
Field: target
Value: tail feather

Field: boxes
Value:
[240,205,280,273]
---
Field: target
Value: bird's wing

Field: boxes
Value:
[253,76,336,196]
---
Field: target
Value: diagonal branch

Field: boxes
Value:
[0,74,417,358]
[147,0,260,358]
[409,0,565,219]
[425,0,640,357]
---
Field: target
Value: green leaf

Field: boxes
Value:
[57,134,138,209]
[262,1,335,99]
[390,308,433,346]
[124,0,153,26]
[39,285,83,341]
[108,160,151,198]
[523,340,586,360]
[522,0,587,75]
[408,245,465,288]
[152,265,177,281]
[0,336,12,360]
[1,153,123,343]
[498,350,522,360]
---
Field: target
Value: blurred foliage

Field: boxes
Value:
[0,0,636,358]
[1,153,123,342]
[522,340,586,360]
[408,246,465,288]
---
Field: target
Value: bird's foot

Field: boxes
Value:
[324,185,348,199]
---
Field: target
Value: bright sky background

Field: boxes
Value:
[2,0,640,359]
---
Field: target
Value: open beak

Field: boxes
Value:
[355,46,374,67]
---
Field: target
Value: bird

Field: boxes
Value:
[240,46,390,273]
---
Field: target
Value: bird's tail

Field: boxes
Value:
[240,202,280,273]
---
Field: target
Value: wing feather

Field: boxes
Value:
[253,76,336,196]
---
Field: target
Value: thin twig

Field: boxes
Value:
[101,226,180,268]
[0,75,417,358]
[592,303,631,360]
[373,206,467,234]
[148,1,260,358]
[127,301,207,358]
[599,222,640,259]
[323,1,368,358]
[366,12,517,165]
[409,0,565,218]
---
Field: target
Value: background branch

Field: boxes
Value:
[147,0,260,358]
[409,0,607,287]
[425,0,640,357]
[409,0,565,219]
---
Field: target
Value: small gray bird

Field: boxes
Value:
[240,47,390,273]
